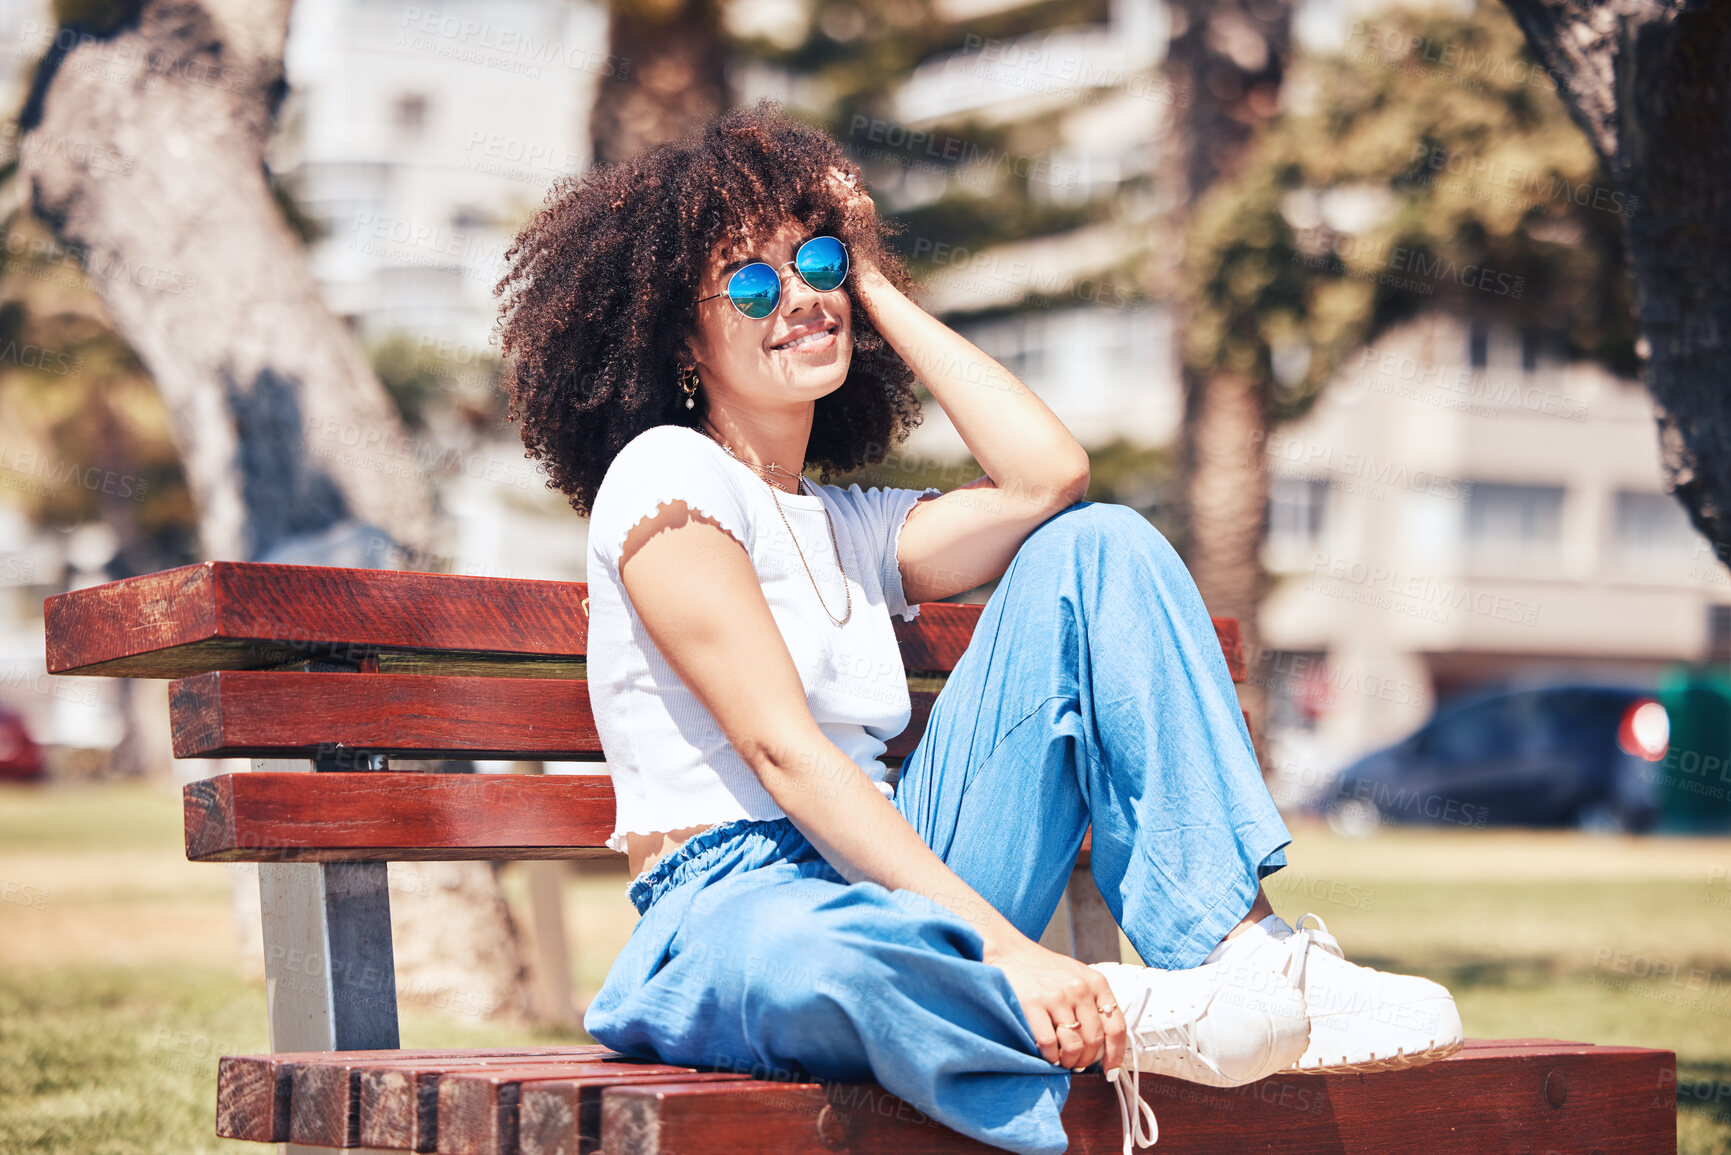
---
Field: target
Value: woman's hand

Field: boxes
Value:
[985,936,1127,1077]
[826,164,875,227]
[826,165,891,295]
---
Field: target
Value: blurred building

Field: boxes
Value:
[270,0,610,586]
[272,0,606,350]
[1257,312,1727,796]
[854,0,1187,460]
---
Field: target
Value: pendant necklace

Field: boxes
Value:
[699,424,853,627]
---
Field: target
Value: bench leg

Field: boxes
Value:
[253,757,400,1054]
[259,859,401,1155]
[258,860,400,1052]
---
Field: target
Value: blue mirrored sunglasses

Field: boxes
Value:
[697,235,850,319]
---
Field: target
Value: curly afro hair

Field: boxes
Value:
[493,101,925,517]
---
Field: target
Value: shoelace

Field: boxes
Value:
[1111,983,1160,1153]
[1279,912,1346,991]
[1110,915,1349,1153]
[1109,976,1242,1152]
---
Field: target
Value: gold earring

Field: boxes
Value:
[678,364,699,410]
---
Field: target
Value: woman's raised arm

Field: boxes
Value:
[829,169,1091,605]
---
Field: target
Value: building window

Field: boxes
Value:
[962,314,1046,384]
[1468,320,1489,368]
[1268,477,1329,549]
[1613,490,1698,556]
[1520,327,1540,372]
[1260,649,1332,732]
[392,93,429,136]
[1465,482,1564,560]
[1709,605,1731,662]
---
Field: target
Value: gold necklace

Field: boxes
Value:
[700,425,853,627]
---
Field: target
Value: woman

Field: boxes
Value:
[494,103,1462,1155]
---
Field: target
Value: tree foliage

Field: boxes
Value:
[734,0,1126,291]
[1184,4,1637,426]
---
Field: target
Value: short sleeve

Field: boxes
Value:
[588,426,753,576]
[838,483,942,622]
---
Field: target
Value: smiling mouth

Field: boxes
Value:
[771,322,838,352]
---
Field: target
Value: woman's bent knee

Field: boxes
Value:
[1021,500,1164,559]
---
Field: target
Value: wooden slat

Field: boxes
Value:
[44,562,591,678]
[221,1038,1671,1152]
[44,562,983,679]
[185,774,617,863]
[169,670,606,760]
[215,1047,606,1143]
[366,1063,720,1154]
[435,1062,742,1155]
[45,560,1243,683]
[287,1050,612,1150]
[596,1041,1675,1154]
[516,1073,754,1155]
[1213,616,1246,682]
[895,602,981,672]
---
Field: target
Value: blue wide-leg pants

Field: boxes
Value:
[583,502,1293,1154]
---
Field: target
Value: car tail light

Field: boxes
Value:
[1617,699,1669,762]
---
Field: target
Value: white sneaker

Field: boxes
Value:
[1212,912,1465,1073]
[1089,956,1310,1150]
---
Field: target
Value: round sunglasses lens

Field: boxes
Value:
[728,263,781,318]
[797,236,848,292]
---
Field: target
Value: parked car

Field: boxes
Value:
[1321,684,1669,834]
[0,705,45,782]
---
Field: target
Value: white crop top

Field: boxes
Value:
[585,423,941,852]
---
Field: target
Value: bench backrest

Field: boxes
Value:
[46,560,1247,861]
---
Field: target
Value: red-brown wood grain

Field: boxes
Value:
[355,1052,656,1152]
[283,1049,616,1150]
[216,1039,1674,1154]
[185,774,617,862]
[168,670,606,760]
[43,561,1245,683]
[514,1073,754,1155]
[597,1041,1675,1155]
[214,1047,605,1143]
[435,1063,744,1155]
[44,562,591,678]
[1213,616,1246,682]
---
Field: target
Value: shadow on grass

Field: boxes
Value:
[1680,1061,1731,1131]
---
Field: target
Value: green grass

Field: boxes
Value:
[2,782,1729,1152]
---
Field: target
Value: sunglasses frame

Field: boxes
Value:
[698,235,850,319]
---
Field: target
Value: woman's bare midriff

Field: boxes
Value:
[626,823,716,881]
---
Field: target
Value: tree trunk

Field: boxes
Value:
[590,0,729,166]
[1495,0,1731,568]
[18,0,534,1022]
[1166,0,1291,763]
[1185,367,1271,678]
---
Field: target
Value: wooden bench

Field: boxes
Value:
[44,560,1677,1153]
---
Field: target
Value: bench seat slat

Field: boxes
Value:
[218,1039,1675,1152]
[597,1041,1675,1155]
[186,773,618,862]
[215,1047,612,1144]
